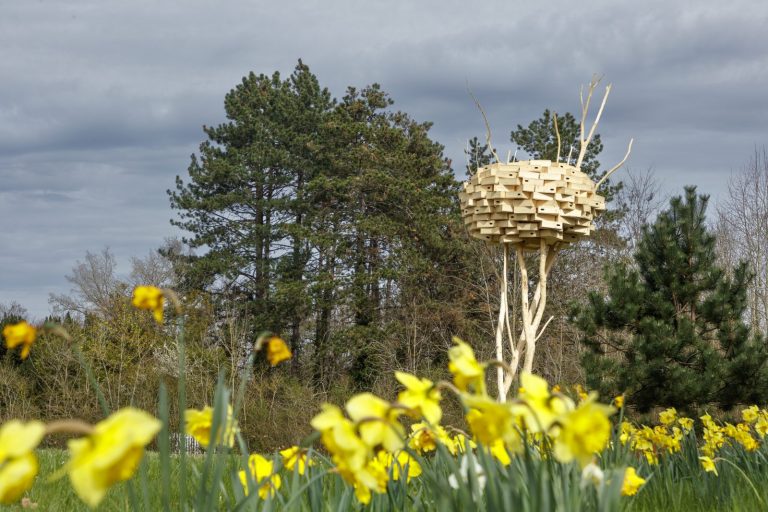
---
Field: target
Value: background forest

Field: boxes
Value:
[4,61,768,451]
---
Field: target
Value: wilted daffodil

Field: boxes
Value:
[239,453,281,499]
[185,405,239,449]
[621,467,646,496]
[448,337,486,395]
[0,420,46,505]
[131,286,165,323]
[265,337,292,366]
[394,371,442,424]
[279,446,314,475]
[346,393,404,453]
[2,321,37,360]
[67,408,161,508]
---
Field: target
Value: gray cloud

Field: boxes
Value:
[2,0,767,318]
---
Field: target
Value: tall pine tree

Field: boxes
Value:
[573,187,768,411]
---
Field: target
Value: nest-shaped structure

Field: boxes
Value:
[459,160,605,250]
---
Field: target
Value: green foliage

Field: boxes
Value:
[574,187,768,411]
[169,61,484,389]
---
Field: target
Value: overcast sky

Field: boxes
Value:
[2,0,767,319]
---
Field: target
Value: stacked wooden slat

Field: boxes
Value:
[459,160,606,250]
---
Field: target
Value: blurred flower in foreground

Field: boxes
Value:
[239,453,281,499]
[621,467,646,496]
[448,455,486,497]
[185,405,239,449]
[67,408,161,508]
[265,337,292,366]
[2,321,37,359]
[376,450,422,482]
[131,286,165,323]
[553,396,614,467]
[448,338,486,395]
[395,371,442,424]
[580,461,605,489]
[0,420,46,504]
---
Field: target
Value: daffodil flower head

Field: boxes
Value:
[699,455,718,475]
[515,372,574,433]
[376,450,422,482]
[395,371,442,424]
[0,420,45,505]
[279,446,314,475]
[408,422,455,454]
[552,394,614,467]
[448,337,486,395]
[131,286,165,323]
[265,337,292,366]
[346,393,404,453]
[2,321,37,360]
[621,467,646,496]
[311,404,369,472]
[239,453,281,499]
[463,393,522,453]
[742,405,760,424]
[67,408,161,508]
[184,405,239,449]
[658,407,677,426]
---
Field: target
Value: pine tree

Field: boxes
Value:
[573,187,768,411]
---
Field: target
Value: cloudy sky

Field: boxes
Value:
[3,0,767,319]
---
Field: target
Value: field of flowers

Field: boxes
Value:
[2,286,768,511]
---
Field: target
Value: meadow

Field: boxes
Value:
[3,293,768,511]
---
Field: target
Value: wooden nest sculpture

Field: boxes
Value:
[463,76,633,401]
[459,160,605,250]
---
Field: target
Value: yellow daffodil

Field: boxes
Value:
[515,372,574,433]
[699,456,718,476]
[614,394,625,408]
[755,415,768,438]
[621,467,646,496]
[346,393,404,452]
[394,371,442,424]
[131,286,165,323]
[658,407,677,426]
[463,393,522,453]
[311,404,369,473]
[448,337,486,395]
[185,405,239,449]
[239,453,281,499]
[408,422,456,455]
[350,458,388,505]
[67,408,161,508]
[552,396,614,467]
[742,405,760,424]
[619,421,636,445]
[574,384,589,403]
[279,446,314,475]
[489,439,512,466]
[0,420,45,505]
[265,337,291,366]
[2,321,37,360]
[376,450,422,482]
[678,417,694,433]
